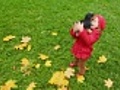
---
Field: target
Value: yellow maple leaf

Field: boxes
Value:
[97,55,107,63]
[77,75,85,83]
[0,85,10,90]
[104,78,113,89]
[51,32,58,36]
[14,45,19,50]
[64,68,75,78]
[34,63,40,69]
[21,36,31,43]
[45,60,52,67]
[0,79,18,90]
[61,80,69,87]
[20,58,31,75]
[26,82,36,90]
[14,45,22,50]
[54,45,61,50]
[38,54,49,60]
[14,43,28,50]
[3,35,15,42]
[21,58,30,66]
[21,43,28,47]
[49,71,69,87]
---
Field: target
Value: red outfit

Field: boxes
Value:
[70,14,106,61]
[70,28,101,60]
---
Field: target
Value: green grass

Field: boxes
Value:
[0,0,120,90]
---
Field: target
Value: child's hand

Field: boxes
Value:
[73,22,84,32]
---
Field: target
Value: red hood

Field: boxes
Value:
[96,15,106,30]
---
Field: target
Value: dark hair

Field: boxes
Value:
[80,13,94,29]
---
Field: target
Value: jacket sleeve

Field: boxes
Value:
[80,29,101,45]
[70,28,81,38]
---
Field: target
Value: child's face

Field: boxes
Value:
[91,16,99,29]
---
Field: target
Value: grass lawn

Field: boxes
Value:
[0,0,120,90]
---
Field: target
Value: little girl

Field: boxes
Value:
[70,14,106,75]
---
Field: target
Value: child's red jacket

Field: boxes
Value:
[70,28,101,60]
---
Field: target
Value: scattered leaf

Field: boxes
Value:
[38,54,49,60]
[5,80,17,89]
[77,75,85,83]
[3,35,15,42]
[51,32,58,36]
[104,78,113,89]
[35,63,40,69]
[64,68,75,78]
[49,71,69,87]
[0,85,10,90]
[98,55,107,63]
[21,36,31,43]
[21,58,30,67]
[54,45,61,50]
[45,60,52,67]
[26,82,36,90]
[20,58,31,76]
[14,43,28,50]
[27,45,32,51]
[0,80,17,90]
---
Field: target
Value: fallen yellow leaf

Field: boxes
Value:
[14,43,28,50]
[97,55,107,63]
[54,45,61,50]
[45,60,52,67]
[21,58,30,67]
[104,78,113,89]
[0,85,10,90]
[77,75,85,83]
[38,54,49,60]
[49,71,69,87]
[21,43,28,47]
[51,32,58,36]
[5,80,17,89]
[64,68,75,78]
[20,58,31,76]
[0,80,17,90]
[3,35,15,42]
[35,63,40,69]
[26,82,36,90]
[27,45,32,51]
[21,36,31,43]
